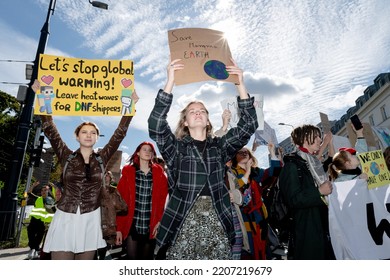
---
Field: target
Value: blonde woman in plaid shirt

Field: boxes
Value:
[148,58,258,259]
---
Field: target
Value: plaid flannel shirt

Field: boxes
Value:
[148,89,258,249]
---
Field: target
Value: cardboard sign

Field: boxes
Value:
[332,135,353,151]
[358,150,390,189]
[371,126,390,149]
[34,54,135,116]
[254,121,278,146]
[346,122,377,148]
[319,112,331,133]
[220,94,264,130]
[168,28,238,85]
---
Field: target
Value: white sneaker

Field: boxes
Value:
[27,249,35,259]
[33,250,40,259]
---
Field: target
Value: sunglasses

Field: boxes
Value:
[237,150,249,156]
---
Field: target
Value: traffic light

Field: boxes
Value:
[30,135,46,167]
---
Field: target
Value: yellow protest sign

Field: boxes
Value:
[358,150,390,189]
[168,28,238,85]
[34,54,135,116]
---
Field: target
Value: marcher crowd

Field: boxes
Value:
[25,56,389,261]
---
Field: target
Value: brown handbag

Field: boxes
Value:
[93,154,128,245]
[100,184,128,245]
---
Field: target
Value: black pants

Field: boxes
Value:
[125,225,155,260]
[27,217,45,251]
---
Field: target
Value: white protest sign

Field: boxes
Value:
[254,121,278,146]
[332,135,353,151]
[220,94,264,130]
[329,179,390,259]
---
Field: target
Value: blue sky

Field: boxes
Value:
[1,0,390,168]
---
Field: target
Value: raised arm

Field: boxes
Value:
[317,132,333,161]
[226,58,249,100]
[214,109,231,137]
[163,59,184,94]
[99,91,139,163]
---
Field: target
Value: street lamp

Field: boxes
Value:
[0,0,108,241]
[278,122,294,129]
[89,1,108,10]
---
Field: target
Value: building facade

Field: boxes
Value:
[331,73,390,150]
[278,72,390,153]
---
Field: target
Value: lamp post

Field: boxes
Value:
[278,122,294,129]
[0,0,108,241]
[89,0,108,9]
[278,123,296,154]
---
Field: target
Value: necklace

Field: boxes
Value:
[194,139,207,158]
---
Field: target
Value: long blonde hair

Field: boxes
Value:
[175,101,214,140]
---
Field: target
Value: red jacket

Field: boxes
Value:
[116,163,168,239]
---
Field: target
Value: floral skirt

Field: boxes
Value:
[166,196,232,260]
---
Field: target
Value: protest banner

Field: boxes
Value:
[34,54,135,116]
[372,126,390,149]
[220,94,264,130]
[358,150,390,189]
[329,179,390,259]
[254,121,278,146]
[168,28,238,85]
[332,135,353,151]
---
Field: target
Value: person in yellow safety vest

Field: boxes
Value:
[27,184,56,259]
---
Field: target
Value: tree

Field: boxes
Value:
[0,90,21,184]
[49,153,62,185]
[0,90,35,202]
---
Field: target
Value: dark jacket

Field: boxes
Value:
[278,152,334,260]
[41,115,132,214]
[148,90,258,249]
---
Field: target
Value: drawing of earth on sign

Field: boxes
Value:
[203,60,229,80]
[370,162,380,175]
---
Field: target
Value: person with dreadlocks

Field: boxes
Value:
[278,124,335,260]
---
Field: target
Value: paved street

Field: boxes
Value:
[0,246,124,260]
[0,247,30,260]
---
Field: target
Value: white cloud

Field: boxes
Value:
[327,85,366,111]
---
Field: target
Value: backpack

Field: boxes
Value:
[269,179,289,222]
[270,153,305,222]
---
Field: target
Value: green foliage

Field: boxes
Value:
[0,219,29,249]
[0,90,35,204]
[0,90,21,183]
[19,223,29,247]
[49,154,62,184]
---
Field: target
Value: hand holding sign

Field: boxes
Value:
[164,59,185,93]
[225,58,244,85]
